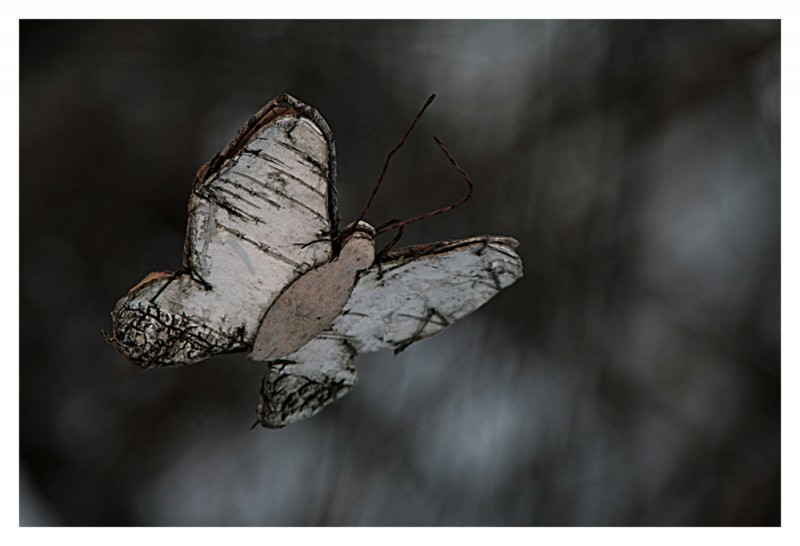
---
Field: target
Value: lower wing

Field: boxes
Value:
[254,235,523,427]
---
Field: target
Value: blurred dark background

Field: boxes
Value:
[20,20,780,526]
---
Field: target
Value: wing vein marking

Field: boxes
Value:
[230,169,326,222]
[222,174,282,209]
[377,244,519,277]
[195,188,262,224]
[208,184,262,210]
[241,149,326,199]
[217,223,303,269]
[482,244,520,261]
[314,331,359,342]
[393,308,452,354]
[126,304,227,352]
[261,179,327,222]
[275,139,327,175]
[395,312,449,327]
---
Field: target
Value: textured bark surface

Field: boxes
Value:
[251,225,375,361]
[256,235,523,427]
[334,235,522,354]
[25,22,779,525]
[106,94,523,427]
[257,337,358,428]
[107,95,338,368]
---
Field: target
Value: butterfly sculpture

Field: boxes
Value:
[106,94,523,428]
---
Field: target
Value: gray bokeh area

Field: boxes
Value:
[20,20,779,526]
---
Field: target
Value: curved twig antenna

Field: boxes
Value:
[375,137,473,236]
[355,94,474,240]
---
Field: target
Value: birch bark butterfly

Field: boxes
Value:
[106,95,523,428]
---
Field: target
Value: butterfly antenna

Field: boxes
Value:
[375,136,474,237]
[355,94,437,225]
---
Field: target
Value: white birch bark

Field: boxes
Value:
[107,95,338,367]
[107,94,524,428]
[255,235,523,427]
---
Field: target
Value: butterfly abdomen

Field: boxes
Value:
[250,222,375,362]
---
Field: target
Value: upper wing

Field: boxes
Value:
[108,95,339,367]
[324,235,523,353]
[185,94,339,294]
[252,235,522,427]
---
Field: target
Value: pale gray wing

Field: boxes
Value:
[253,235,522,427]
[256,337,356,428]
[185,94,338,296]
[325,235,523,354]
[108,95,339,368]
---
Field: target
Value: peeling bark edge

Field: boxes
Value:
[182,94,340,284]
[379,235,520,265]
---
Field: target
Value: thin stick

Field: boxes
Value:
[355,94,437,224]
[375,135,474,237]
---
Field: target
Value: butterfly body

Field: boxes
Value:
[251,221,375,361]
[107,94,524,427]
